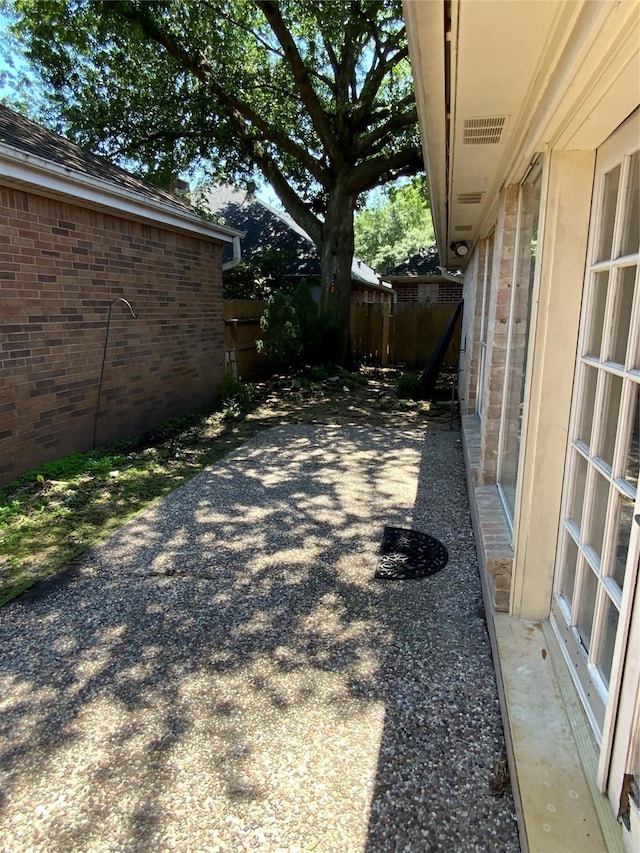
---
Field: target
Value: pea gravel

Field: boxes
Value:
[0,423,520,852]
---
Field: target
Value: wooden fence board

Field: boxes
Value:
[351,302,461,369]
[225,299,462,378]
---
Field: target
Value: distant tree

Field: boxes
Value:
[354,176,434,274]
[222,248,297,300]
[11,0,423,364]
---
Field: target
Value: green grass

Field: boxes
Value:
[0,385,262,607]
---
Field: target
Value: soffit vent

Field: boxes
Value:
[463,116,507,145]
[457,192,484,204]
[454,224,473,232]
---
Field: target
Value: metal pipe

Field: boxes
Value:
[93,298,138,449]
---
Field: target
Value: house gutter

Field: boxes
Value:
[439,267,465,284]
[222,235,243,271]
[0,142,242,245]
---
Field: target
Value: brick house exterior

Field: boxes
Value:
[0,106,240,485]
[405,1,640,849]
[381,247,463,304]
[204,184,395,306]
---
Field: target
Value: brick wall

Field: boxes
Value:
[0,185,225,485]
[394,279,463,303]
[458,246,483,414]
[479,185,520,484]
[437,281,463,303]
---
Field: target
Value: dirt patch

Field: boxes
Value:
[238,367,459,435]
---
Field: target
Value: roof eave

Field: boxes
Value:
[0,143,242,244]
[403,0,449,266]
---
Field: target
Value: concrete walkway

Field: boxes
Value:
[0,424,520,852]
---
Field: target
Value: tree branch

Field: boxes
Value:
[349,147,423,195]
[101,0,329,184]
[252,149,323,246]
[357,41,408,109]
[256,0,339,164]
[355,106,418,156]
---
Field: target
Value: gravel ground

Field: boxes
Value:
[0,423,520,852]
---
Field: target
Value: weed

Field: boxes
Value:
[396,372,421,398]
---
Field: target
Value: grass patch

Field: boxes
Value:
[0,382,263,607]
[0,365,439,609]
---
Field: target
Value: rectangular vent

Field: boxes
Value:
[457,192,484,204]
[454,225,473,232]
[463,116,507,145]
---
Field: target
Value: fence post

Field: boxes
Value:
[381,300,391,366]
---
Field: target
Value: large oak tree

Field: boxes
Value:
[12,0,423,363]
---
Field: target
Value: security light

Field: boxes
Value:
[450,241,469,257]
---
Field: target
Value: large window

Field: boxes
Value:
[553,114,639,746]
[497,162,543,524]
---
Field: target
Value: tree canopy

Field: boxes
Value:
[9,0,424,363]
[354,176,434,273]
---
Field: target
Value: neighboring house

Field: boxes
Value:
[381,246,463,304]
[0,105,240,485]
[404,1,639,850]
[204,184,395,304]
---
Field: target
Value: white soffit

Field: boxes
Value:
[448,0,561,258]
[403,0,447,259]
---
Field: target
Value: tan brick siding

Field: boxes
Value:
[0,185,225,484]
[458,245,483,414]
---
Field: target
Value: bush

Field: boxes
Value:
[217,374,257,418]
[256,291,303,367]
[396,372,421,398]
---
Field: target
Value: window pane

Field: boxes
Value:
[596,595,619,689]
[577,566,598,651]
[577,365,599,448]
[598,372,623,470]
[586,271,609,359]
[597,164,621,262]
[560,534,579,608]
[610,266,636,365]
[612,495,634,590]
[569,451,588,530]
[624,386,640,490]
[621,150,639,257]
[629,268,640,371]
[585,470,609,561]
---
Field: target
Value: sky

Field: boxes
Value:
[0,7,388,215]
[0,8,286,208]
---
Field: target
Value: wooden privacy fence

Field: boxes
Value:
[223,299,268,379]
[224,299,463,378]
[350,302,462,369]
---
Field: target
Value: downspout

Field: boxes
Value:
[222,235,243,271]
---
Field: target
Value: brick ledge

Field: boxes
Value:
[461,414,513,612]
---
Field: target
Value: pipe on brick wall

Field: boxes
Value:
[93,298,138,450]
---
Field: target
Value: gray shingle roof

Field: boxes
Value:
[205,184,381,287]
[0,104,191,211]
[383,246,443,277]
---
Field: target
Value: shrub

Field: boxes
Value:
[217,374,258,419]
[396,372,421,398]
[256,291,302,367]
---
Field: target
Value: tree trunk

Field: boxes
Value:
[319,182,356,366]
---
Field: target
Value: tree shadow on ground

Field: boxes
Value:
[0,424,420,849]
[0,422,517,850]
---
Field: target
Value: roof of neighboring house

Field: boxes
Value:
[382,246,445,279]
[0,105,239,244]
[204,184,385,289]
